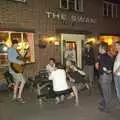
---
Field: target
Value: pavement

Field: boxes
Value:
[0,88,120,120]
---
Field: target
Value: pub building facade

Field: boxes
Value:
[0,0,120,83]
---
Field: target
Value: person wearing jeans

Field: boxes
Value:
[113,41,120,103]
[114,76,120,102]
[96,42,114,112]
[84,43,95,87]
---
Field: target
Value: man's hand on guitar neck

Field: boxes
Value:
[16,56,26,64]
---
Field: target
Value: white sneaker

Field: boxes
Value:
[60,95,65,102]
[55,97,60,104]
[85,83,90,89]
[75,101,79,107]
[67,92,74,100]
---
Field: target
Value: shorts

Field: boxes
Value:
[12,73,25,83]
[69,81,78,87]
[55,89,72,97]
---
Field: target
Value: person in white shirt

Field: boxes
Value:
[49,63,69,104]
[64,47,76,63]
[46,58,56,75]
[113,41,120,103]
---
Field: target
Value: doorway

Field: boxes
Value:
[60,34,85,68]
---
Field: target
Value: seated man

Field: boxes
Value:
[49,63,69,104]
[66,60,89,106]
[46,58,56,75]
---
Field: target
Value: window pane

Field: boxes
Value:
[113,5,116,17]
[104,1,120,18]
[108,4,112,17]
[115,5,118,17]
[104,2,107,16]
[61,0,68,9]
[118,6,120,17]
[69,0,75,10]
[76,0,80,10]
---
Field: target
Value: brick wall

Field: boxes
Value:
[0,0,120,79]
[0,0,61,78]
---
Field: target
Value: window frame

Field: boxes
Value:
[103,1,119,18]
[60,0,84,12]
[60,0,69,9]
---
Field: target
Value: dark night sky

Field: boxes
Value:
[105,0,120,4]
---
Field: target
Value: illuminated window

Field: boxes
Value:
[60,0,84,12]
[0,31,35,66]
[99,36,120,45]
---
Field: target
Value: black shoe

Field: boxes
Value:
[98,107,111,113]
[99,102,105,107]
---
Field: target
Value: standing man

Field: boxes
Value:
[8,40,26,103]
[113,41,120,104]
[96,42,114,112]
[84,43,95,87]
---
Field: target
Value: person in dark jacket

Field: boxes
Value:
[96,42,114,113]
[84,43,95,87]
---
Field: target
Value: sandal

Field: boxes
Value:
[12,97,17,101]
[17,98,25,103]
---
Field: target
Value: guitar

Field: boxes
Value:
[11,56,26,73]
[10,49,29,73]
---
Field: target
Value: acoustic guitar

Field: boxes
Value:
[10,48,29,73]
[10,56,26,73]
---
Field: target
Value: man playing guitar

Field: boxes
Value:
[8,39,26,103]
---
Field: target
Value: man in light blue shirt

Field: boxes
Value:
[8,40,26,103]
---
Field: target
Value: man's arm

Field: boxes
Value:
[114,65,120,75]
[46,64,49,71]
[48,72,53,80]
[114,54,120,75]
[8,48,23,64]
[95,54,100,70]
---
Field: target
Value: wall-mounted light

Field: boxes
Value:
[40,35,60,48]
[54,41,60,46]
[39,40,47,48]
[87,37,96,44]
[44,35,60,45]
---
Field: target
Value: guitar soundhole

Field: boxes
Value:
[11,63,24,73]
